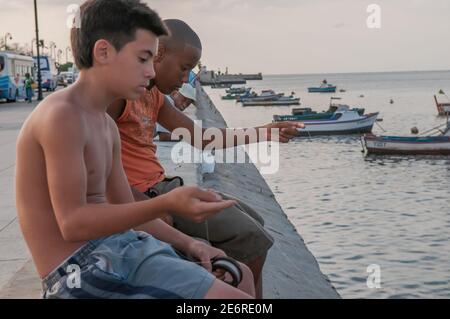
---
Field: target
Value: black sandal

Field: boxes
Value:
[211,256,243,287]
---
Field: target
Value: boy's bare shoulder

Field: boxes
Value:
[28,89,86,142]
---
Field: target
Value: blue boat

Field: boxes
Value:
[308,86,337,93]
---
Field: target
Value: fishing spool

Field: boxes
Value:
[211,256,243,287]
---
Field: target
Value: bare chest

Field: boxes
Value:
[83,121,113,198]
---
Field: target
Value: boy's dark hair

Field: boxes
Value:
[162,19,202,52]
[71,0,168,69]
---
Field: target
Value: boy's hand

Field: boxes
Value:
[260,121,304,143]
[185,239,227,276]
[164,186,236,223]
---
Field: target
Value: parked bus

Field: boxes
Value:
[0,51,35,102]
[33,55,58,91]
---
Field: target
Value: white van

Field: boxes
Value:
[33,55,58,91]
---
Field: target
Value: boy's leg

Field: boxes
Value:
[146,178,273,298]
[28,88,33,102]
[148,178,273,262]
[172,195,272,299]
[42,231,255,299]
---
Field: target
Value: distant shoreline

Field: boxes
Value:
[260,69,450,78]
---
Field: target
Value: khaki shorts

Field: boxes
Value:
[145,177,274,263]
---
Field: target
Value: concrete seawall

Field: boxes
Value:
[0,87,340,299]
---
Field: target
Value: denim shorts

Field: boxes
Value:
[42,231,216,299]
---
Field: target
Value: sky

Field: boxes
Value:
[1,0,449,74]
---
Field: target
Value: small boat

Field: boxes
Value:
[274,98,365,122]
[292,107,315,116]
[294,107,379,136]
[308,79,337,93]
[211,83,232,89]
[242,97,300,107]
[221,91,254,100]
[239,89,284,102]
[362,124,450,155]
[226,87,251,94]
[274,105,365,122]
[434,95,450,116]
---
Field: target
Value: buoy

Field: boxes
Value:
[411,127,419,134]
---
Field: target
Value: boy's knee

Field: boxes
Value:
[216,223,273,263]
[239,225,274,252]
[238,262,254,283]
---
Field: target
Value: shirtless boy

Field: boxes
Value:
[15,0,255,299]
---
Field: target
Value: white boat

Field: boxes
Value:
[296,106,379,136]
[362,124,450,155]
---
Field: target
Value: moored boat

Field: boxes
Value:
[211,83,232,89]
[362,123,450,155]
[242,97,300,107]
[239,89,284,102]
[308,79,337,93]
[274,105,365,122]
[221,91,254,100]
[295,108,379,136]
[226,87,251,94]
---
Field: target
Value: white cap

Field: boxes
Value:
[179,83,196,102]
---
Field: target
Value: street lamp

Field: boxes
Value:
[65,47,72,63]
[34,0,43,101]
[4,33,12,50]
[57,49,63,64]
[49,42,56,59]
[31,38,36,56]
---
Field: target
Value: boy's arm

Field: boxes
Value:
[105,118,212,252]
[157,97,303,149]
[158,132,180,142]
[40,107,235,243]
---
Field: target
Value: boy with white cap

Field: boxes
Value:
[156,83,196,141]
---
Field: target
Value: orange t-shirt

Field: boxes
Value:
[117,87,166,192]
